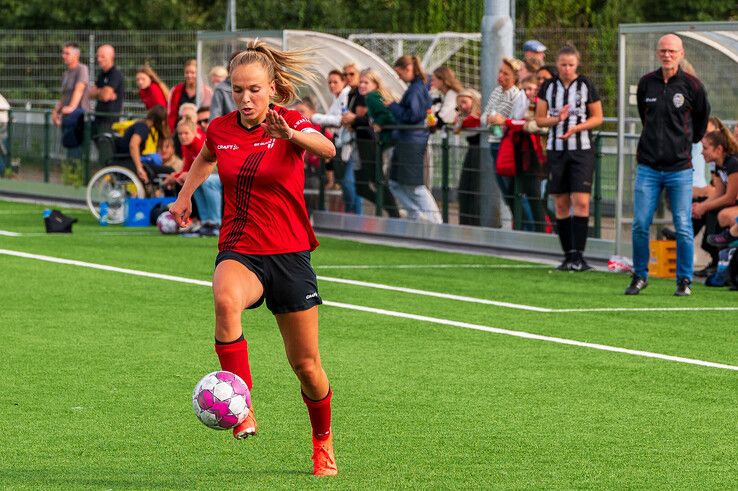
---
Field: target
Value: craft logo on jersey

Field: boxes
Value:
[673,93,685,108]
[217,144,240,150]
[254,138,276,149]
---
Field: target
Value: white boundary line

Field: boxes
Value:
[315,264,548,269]
[1,248,737,372]
[316,275,552,312]
[0,230,21,237]
[2,247,736,313]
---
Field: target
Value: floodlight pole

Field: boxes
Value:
[226,0,236,31]
[479,0,513,228]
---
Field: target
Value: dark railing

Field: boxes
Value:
[4,113,605,236]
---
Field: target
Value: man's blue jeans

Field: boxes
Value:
[193,174,222,225]
[632,164,693,282]
[341,158,363,215]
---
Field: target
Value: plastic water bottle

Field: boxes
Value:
[99,202,109,226]
[42,209,51,218]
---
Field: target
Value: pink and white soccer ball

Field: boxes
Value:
[192,371,251,430]
[156,211,179,234]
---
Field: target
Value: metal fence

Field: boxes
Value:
[1,28,618,112]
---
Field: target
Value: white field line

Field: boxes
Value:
[1,248,737,372]
[315,264,548,269]
[316,275,551,312]
[0,230,21,237]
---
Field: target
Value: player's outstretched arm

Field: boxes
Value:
[264,109,336,159]
[170,145,217,227]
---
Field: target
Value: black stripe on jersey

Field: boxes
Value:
[222,150,266,251]
[550,81,558,145]
[575,78,582,150]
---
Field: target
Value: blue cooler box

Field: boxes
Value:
[125,197,176,227]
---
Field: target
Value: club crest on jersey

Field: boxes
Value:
[673,93,685,108]
[254,138,276,149]
[217,144,240,150]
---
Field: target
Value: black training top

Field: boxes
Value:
[636,66,710,171]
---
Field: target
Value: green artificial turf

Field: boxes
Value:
[0,200,736,489]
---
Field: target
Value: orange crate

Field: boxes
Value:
[648,240,677,278]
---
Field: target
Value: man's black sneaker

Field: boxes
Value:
[556,252,574,271]
[706,230,738,249]
[694,264,716,278]
[674,278,692,297]
[660,227,677,240]
[569,252,593,272]
[625,275,648,295]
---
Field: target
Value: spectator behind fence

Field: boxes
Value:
[535,45,603,272]
[165,117,222,237]
[454,88,482,226]
[115,105,171,184]
[312,70,362,214]
[52,42,90,156]
[340,63,374,214]
[210,55,238,120]
[519,56,543,86]
[482,57,528,223]
[136,65,169,110]
[294,97,335,214]
[513,75,548,231]
[356,69,401,217]
[430,66,462,127]
[159,137,183,172]
[626,34,710,297]
[197,106,210,132]
[209,66,228,88]
[523,39,547,63]
[387,55,442,224]
[90,44,124,136]
[536,64,557,88]
[168,59,213,133]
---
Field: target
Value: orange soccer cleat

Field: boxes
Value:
[233,407,257,440]
[311,432,338,477]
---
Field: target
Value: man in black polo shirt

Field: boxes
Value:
[626,34,710,297]
[90,44,124,136]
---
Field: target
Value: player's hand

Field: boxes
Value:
[61,105,75,115]
[263,109,293,140]
[169,196,192,228]
[558,126,578,140]
[558,104,570,122]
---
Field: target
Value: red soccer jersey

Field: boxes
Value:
[205,106,319,255]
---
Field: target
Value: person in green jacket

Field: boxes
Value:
[357,69,400,216]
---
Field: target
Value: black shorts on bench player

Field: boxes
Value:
[536,45,603,272]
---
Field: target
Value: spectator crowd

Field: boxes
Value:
[47,37,738,292]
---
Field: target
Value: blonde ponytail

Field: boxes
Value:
[229,39,316,105]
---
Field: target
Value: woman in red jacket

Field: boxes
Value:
[135,65,169,110]
[167,59,212,132]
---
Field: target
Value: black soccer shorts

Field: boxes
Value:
[547,149,596,194]
[215,250,322,314]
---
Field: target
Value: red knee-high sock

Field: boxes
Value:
[214,338,253,390]
[302,388,332,440]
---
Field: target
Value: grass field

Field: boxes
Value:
[1,199,737,489]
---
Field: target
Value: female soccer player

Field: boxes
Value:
[169,40,338,477]
[536,45,603,272]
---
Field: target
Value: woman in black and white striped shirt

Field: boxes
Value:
[536,45,603,272]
